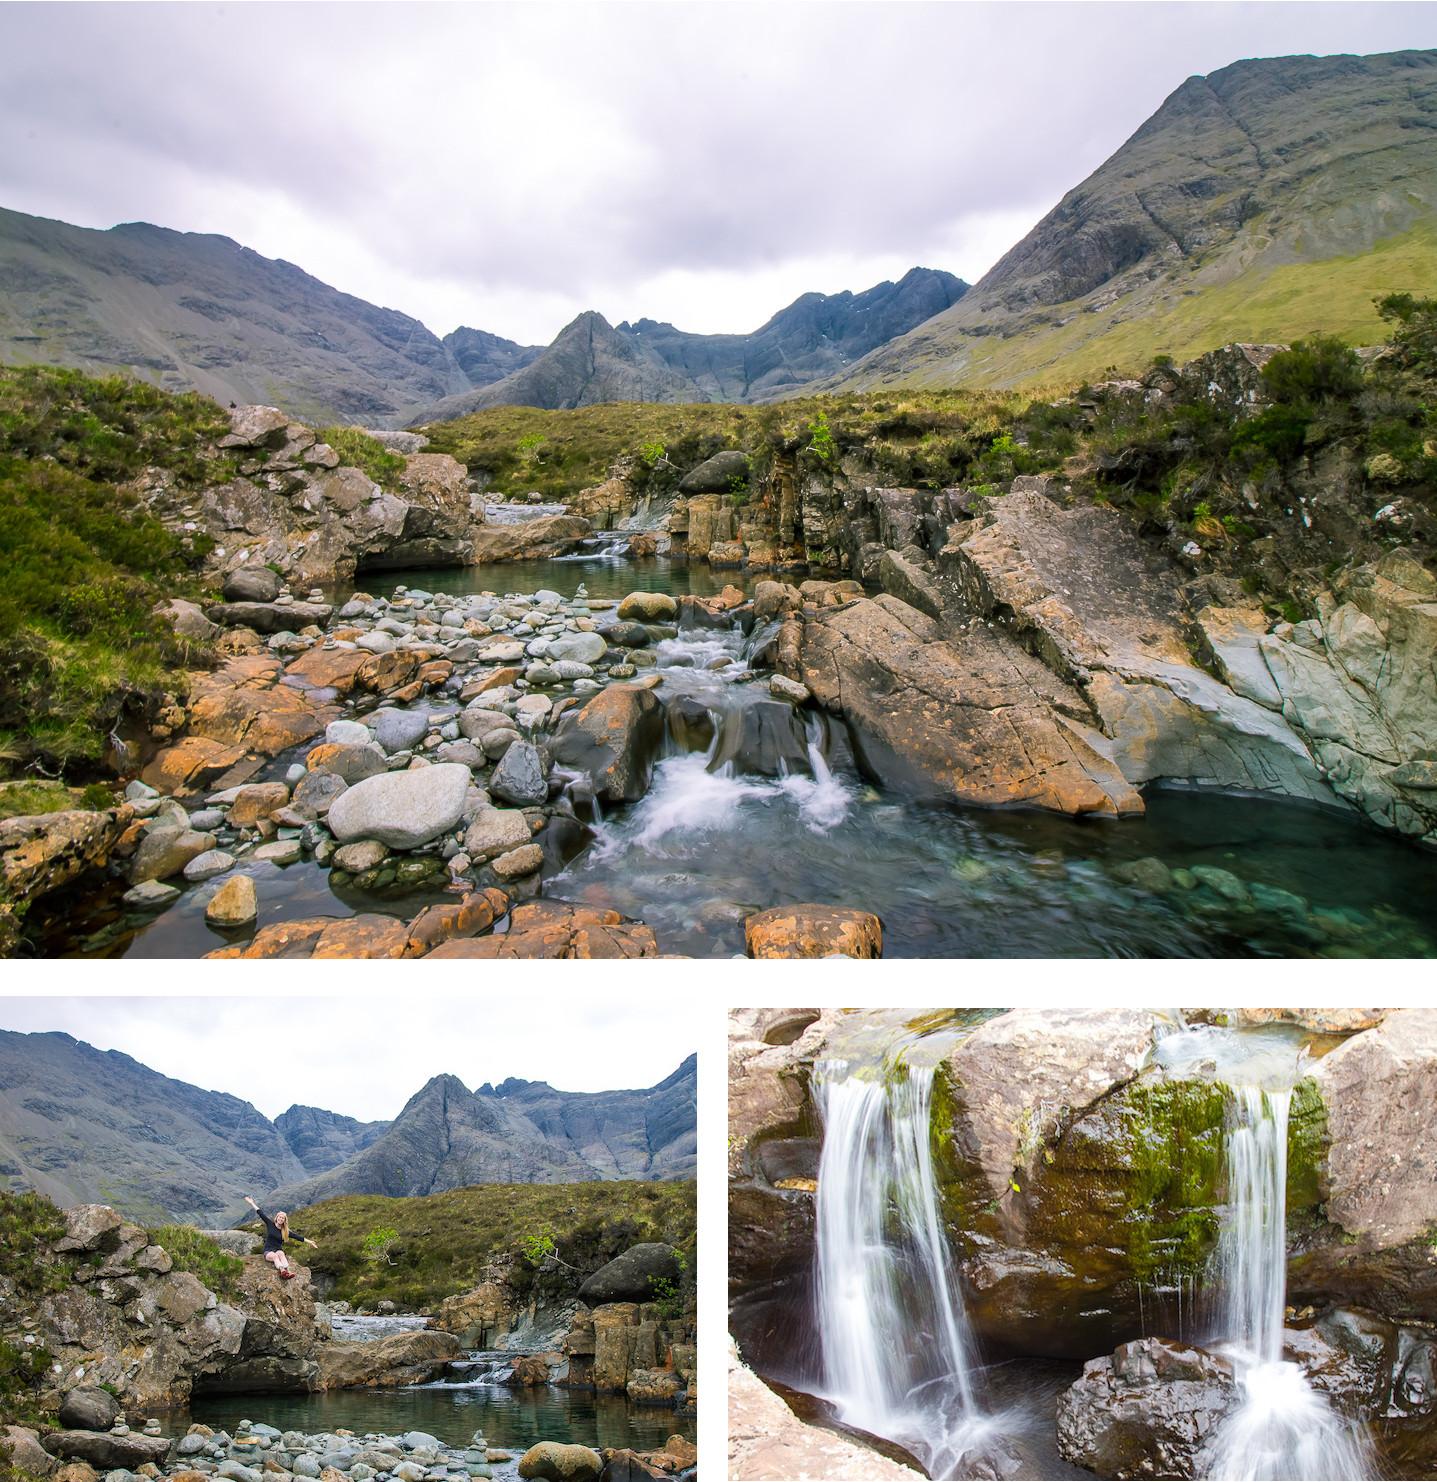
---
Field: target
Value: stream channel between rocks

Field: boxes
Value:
[35,556,1437,958]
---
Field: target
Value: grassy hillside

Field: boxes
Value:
[868,220,1437,391]
[0,366,227,775]
[421,388,1041,504]
[832,51,1437,394]
[280,1180,697,1309]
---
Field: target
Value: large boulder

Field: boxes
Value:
[577,1245,682,1304]
[678,450,749,494]
[1055,1339,1238,1479]
[41,1433,173,1470]
[705,700,810,778]
[316,1330,461,1390]
[222,567,282,603]
[799,595,1144,817]
[550,685,665,803]
[744,905,881,959]
[0,807,131,952]
[326,764,471,849]
[55,1204,124,1255]
[470,515,591,563]
[56,1389,119,1432]
[517,1442,602,1482]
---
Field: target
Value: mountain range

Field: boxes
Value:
[1,49,1431,416]
[0,1030,696,1225]
[0,201,961,423]
[827,49,1437,391]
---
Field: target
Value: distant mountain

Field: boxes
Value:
[268,1055,697,1207]
[273,1104,388,1175]
[829,50,1437,391]
[0,207,481,424]
[0,1030,308,1223]
[416,267,967,421]
[443,326,544,385]
[0,1030,696,1224]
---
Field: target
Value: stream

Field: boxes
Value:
[33,557,1437,958]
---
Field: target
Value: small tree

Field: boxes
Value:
[805,411,835,462]
[361,1226,400,1265]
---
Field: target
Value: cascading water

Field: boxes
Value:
[1206,1085,1373,1481]
[813,1055,996,1479]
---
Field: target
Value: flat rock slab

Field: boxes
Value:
[425,901,658,959]
[42,1432,173,1469]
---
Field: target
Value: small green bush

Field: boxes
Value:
[0,1192,68,1295]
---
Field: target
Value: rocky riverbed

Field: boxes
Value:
[8,553,1437,957]
[3,373,1435,958]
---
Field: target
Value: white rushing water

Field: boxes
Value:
[813,1057,996,1479]
[1207,1086,1373,1481]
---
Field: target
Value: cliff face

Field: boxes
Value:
[830,50,1437,389]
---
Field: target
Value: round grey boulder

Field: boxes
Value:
[548,633,607,665]
[326,764,472,850]
[369,708,430,754]
[57,1388,119,1433]
[223,567,282,603]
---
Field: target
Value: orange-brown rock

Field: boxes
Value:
[417,660,454,686]
[140,735,247,794]
[744,905,882,959]
[549,684,664,803]
[799,595,1143,817]
[425,901,658,959]
[205,919,330,959]
[0,806,134,953]
[474,666,523,694]
[227,782,291,827]
[309,914,409,959]
[402,889,511,957]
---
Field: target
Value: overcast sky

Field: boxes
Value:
[0,997,696,1121]
[1,3,1433,344]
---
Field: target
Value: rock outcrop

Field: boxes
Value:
[0,805,134,954]
[170,406,486,587]
[315,1330,460,1390]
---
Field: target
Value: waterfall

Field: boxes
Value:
[1207,1087,1373,1481]
[814,1057,989,1479]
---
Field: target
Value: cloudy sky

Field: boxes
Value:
[0,996,696,1120]
[1,2,1433,344]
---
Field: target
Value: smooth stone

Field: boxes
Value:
[252,840,301,865]
[547,633,607,665]
[369,708,430,754]
[491,843,543,880]
[332,840,390,872]
[183,849,236,883]
[462,809,532,862]
[325,720,373,748]
[326,764,472,850]
[205,874,258,928]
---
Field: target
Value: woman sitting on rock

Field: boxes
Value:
[244,1195,318,1280]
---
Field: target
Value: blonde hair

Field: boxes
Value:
[275,1211,289,1229]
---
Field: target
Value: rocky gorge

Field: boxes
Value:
[727,1006,1437,1480]
[1,310,1435,957]
[1,1199,696,1482]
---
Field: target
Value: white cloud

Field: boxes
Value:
[0,2,1432,344]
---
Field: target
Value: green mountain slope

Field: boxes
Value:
[829,49,1437,392]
